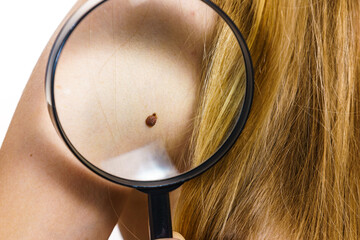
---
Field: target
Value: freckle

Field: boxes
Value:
[146,113,157,127]
[30,154,33,157]
[56,85,62,89]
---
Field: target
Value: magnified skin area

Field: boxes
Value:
[55,0,216,173]
[0,0,215,239]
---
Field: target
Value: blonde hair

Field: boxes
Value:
[175,0,360,239]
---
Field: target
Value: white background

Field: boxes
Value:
[0,1,122,239]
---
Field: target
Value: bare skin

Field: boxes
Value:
[0,0,214,239]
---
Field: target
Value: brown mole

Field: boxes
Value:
[146,113,157,127]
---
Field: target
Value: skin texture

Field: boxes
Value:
[0,0,213,239]
[0,1,126,239]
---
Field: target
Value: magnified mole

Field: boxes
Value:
[146,113,157,127]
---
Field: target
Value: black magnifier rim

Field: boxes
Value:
[45,0,254,189]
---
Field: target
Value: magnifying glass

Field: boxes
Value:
[45,0,253,239]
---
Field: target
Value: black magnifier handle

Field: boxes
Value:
[148,192,173,239]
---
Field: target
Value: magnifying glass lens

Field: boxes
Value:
[54,0,246,181]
